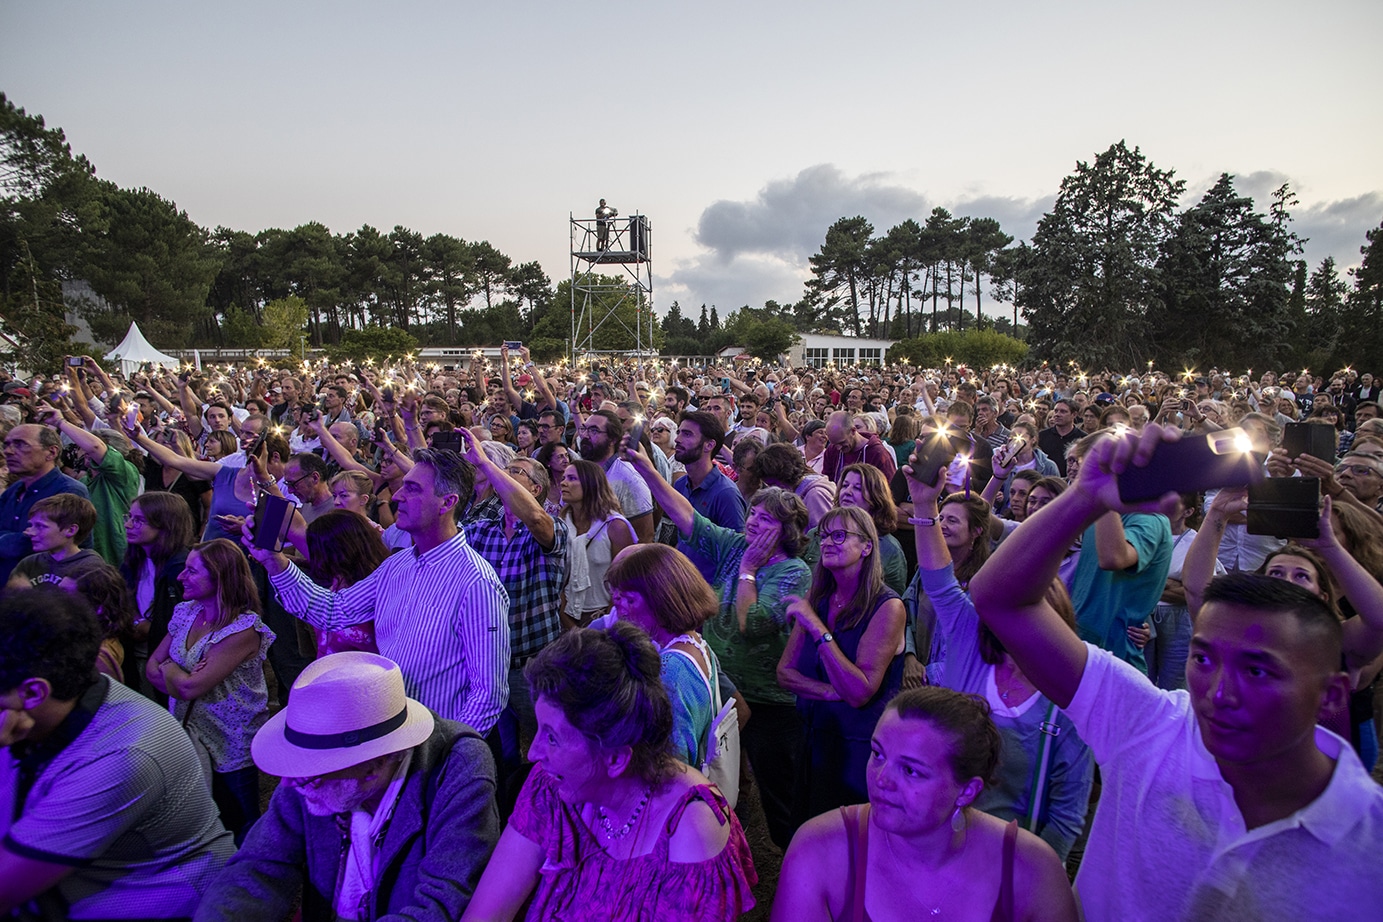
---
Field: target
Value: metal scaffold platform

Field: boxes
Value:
[570,210,654,367]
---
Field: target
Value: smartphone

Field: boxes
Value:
[66,356,84,367]
[1247,477,1321,539]
[504,341,523,351]
[1283,422,1336,464]
[125,406,140,431]
[245,428,268,457]
[251,494,295,551]
[381,386,394,403]
[1117,429,1263,503]
[720,377,730,392]
[912,429,973,485]
[430,430,463,452]
[627,419,645,451]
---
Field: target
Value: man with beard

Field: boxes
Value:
[576,409,654,542]
[671,410,748,533]
[194,652,500,922]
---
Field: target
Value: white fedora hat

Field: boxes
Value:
[253,652,434,778]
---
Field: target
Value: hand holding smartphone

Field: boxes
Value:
[1116,428,1263,503]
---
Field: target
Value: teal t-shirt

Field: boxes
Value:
[85,448,141,567]
[1070,512,1172,672]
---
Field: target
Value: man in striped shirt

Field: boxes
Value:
[249,449,511,735]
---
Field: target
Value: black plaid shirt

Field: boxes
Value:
[464,511,569,665]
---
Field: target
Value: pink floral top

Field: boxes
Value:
[510,767,757,921]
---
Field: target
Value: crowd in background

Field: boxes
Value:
[2,346,1382,921]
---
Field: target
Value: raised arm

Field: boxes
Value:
[457,427,555,547]
[498,344,524,415]
[178,376,206,439]
[773,399,801,443]
[38,406,108,466]
[1304,496,1383,671]
[970,425,1181,708]
[524,349,558,413]
[1182,488,1243,617]
[127,426,221,481]
[619,436,694,538]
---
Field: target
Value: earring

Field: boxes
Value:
[951,805,966,833]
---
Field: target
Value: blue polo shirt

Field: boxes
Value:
[674,465,749,581]
[0,466,91,585]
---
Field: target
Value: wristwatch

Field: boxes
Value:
[815,632,835,647]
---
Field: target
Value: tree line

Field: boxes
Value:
[0,93,561,366]
[797,140,1383,372]
[4,92,1380,372]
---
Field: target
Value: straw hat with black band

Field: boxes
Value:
[252,652,434,778]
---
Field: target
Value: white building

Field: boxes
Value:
[791,333,897,368]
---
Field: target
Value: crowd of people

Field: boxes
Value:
[2,347,1382,920]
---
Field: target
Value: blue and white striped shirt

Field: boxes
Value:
[269,530,511,734]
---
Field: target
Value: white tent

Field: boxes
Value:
[104,322,181,377]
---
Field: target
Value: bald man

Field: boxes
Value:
[820,411,896,485]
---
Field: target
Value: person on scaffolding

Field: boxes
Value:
[596,199,618,251]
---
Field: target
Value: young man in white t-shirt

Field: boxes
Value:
[970,423,1383,922]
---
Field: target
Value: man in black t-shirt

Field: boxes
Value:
[1038,398,1085,479]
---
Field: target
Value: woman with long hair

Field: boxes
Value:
[463,623,757,921]
[142,426,213,535]
[777,505,907,828]
[147,538,275,844]
[801,463,908,594]
[120,491,197,696]
[560,459,635,629]
[303,509,390,656]
[535,441,573,518]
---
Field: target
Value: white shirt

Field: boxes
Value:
[1067,644,1383,921]
[270,530,510,734]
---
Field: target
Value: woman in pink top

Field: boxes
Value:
[463,622,757,921]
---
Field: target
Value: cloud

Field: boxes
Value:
[1295,193,1382,273]
[660,164,1382,318]
[693,164,928,263]
[662,164,1050,314]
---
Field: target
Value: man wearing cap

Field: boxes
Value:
[196,652,501,922]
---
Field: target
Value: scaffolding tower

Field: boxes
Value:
[570,211,654,367]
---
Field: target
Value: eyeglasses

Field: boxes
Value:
[820,528,869,545]
[123,513,149,526]
[506,467,536,483]
[1339,464,1379,477]
[576,424,606,436]
[284,471,316,488]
